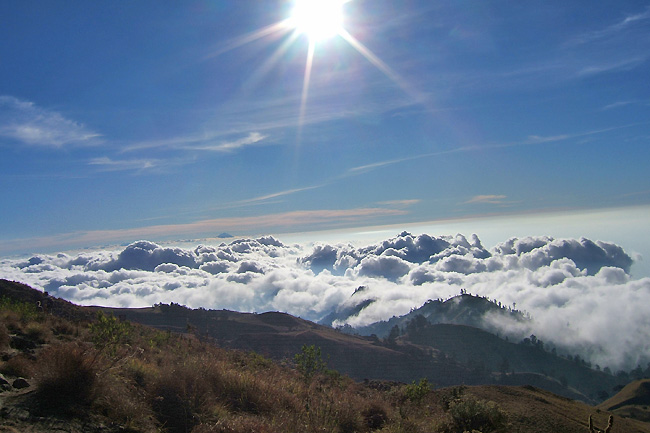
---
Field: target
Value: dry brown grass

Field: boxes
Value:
[0,322,9,350]
[24,322,51,344]
[0,353,36,378]
[33,343,99,414]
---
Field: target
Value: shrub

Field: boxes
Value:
[89,311,132,356]
[362,402,389,430]
[444,395,507,433]
[125,358,159,388]
[94,372,157,431]
[51,317,77,336]
[2,311,24,333]
[0,353,36,378]
[150,361,215,433]
[24,322,50,344]
[0,323,9,350]
[34,343,99,414]
[404,378,431,403]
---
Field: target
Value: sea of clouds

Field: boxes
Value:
[1,232,648,371]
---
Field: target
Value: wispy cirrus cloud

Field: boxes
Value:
[0,96,101,148]
[566,6,650,47]
[576,56,646,77]
[377,199,421,207]
[347,123,647,177]
[185,132,269,152]
[88,155,197,174]
[601,100,643,111]
[239,185,325,204]
[89,157,161,172]
[462,195,507,205]
[123,131,270,154]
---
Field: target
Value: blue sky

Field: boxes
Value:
[1,0,649,255]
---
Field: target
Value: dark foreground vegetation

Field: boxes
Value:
[1,279,649,433]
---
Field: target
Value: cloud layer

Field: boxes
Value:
[1,232,647,371]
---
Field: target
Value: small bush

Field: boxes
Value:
[151,362,214,433]
[336,404,363,433]
[34,343,99,413]
[126,358,159,388]
[362,402,389,430]
[94,373,156,431]
[404,378,431,403]
[0,354,36,378]
[0,323,9,350]
[89,311,132,356]
[2,311,23,333]
[24,322,50,344]
[444,395,507,433]
[51,318,77,336]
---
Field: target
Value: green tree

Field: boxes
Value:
[294,344,327,382]
[387,325,400,344]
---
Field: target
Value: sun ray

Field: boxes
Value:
[206,19,293,59]
[297,40,316,145]
[241,30,302,94]
[338,29,424,104]
[205,1,428,149]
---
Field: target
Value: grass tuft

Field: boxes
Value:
[34,343,99,414]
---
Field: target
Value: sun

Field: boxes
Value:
[210,0,414,144]
[289,0,347,42]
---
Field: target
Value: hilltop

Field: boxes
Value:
[340,293,524,337]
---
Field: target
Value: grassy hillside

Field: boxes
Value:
[598,379,650,422]
[89,303,472,387]
[1,279,648,433]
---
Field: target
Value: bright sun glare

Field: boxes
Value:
[213,0,413,144]
[290,0,347,42]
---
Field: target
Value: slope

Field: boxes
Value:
[598,379,650,422]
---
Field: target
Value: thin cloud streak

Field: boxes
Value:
[239,185,325,204]
[601,100,648,111]
[566,6,650,46]
[347,123,649,176]
[185,132,269,152]
[89,157,160,172]
[463,195,507,205]
[576,56,646,77]
[377,199,421,207]
[0,207,408,256]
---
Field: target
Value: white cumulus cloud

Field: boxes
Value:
[1,231,647,371]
